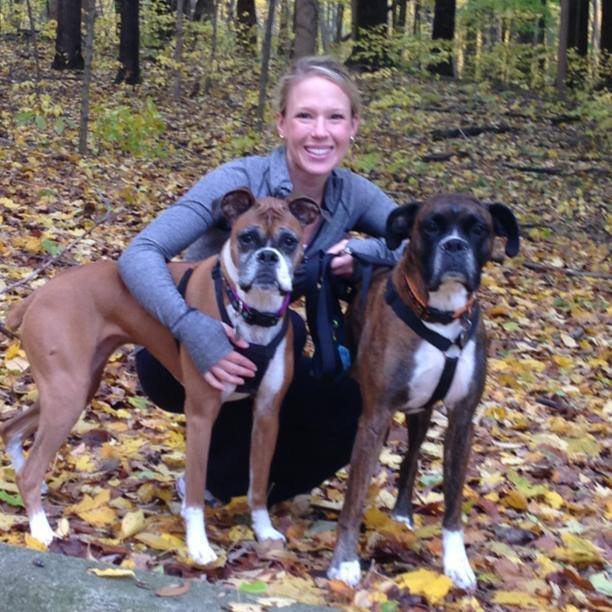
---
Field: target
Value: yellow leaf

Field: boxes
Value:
[67,489,111,514]
[228,524,254,543]
[88,568,136,579]
[0,513,27,531]
[268,576,325,606]
[396,569,453,605]
[79,505,117,527]
[25,533,48,551]
[544,491,564,509]
[4,342,23,360]
[135,531,186,552]
[56,517,70,538]
[536,554,558,576]
[504,490,528,510]
[120,510,145,539]
[554,533,604,566]
[553,355,573,369]
[492,591,541,608]
[74,455,96,472]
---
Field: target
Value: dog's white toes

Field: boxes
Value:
[30,511,55,546]
[391,513,414,530]
[327,560,361,586]
[257,525,286,542]
[443,529,477,590]
[189,541,218,566]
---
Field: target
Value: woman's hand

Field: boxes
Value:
[203,323,257,391]
[327,239,354,278]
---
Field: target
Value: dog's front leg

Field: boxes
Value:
[248,394,285,542]
[328,399,392,587]
[442,401,477,590]
[392,408,433,528]
[182,367,222,566]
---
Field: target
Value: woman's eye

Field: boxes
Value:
[296,112,312,119]
[330,113,345,120]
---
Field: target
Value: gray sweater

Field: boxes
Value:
[118,147,399,375]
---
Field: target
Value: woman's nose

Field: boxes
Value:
[312,116,327,137]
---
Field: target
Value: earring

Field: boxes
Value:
[279,133,285,139]
[350,136,355,143]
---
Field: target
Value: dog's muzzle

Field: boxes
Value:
[431,237,477,290]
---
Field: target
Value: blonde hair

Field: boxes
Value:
[276,55,361,118]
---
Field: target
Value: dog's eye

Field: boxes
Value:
[239,232,257,245]
[472,223,486,237]
[281,235,297,250]
[424,219,439,235]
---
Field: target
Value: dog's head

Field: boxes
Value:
[219,188,320,294]
[386,193,520,293]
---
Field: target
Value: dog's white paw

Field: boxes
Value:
[391,512,414,530]
[30,511,55,546]
[443,529,476,590]
[252,508,285,542]
[327,560,361,586]
[189,539,218,566]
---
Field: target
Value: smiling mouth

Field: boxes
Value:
[305,146,333,158]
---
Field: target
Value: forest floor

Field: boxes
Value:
[0,38,610,610]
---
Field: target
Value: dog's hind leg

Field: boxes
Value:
[18,379,88,545]
[391,407,433,529]
[441,402,477,590]
[1,401,41,475]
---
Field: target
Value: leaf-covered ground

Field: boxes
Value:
[0,41,610,610]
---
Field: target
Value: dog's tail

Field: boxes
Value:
[4,294,35,336]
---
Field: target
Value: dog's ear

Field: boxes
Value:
[288,196,320,227]
[385,203,420,250]
[220,188,256,224]
[488,203,520,257]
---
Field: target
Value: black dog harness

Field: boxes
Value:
[384,276,480,406]
[177,262,290,395]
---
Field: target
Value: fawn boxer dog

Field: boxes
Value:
[2,188,319,566]
[328,193,520,590]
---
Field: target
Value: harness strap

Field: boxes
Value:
[175,264,289,395]
[384,277,480,406]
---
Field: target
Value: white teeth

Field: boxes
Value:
[305,147,331,157]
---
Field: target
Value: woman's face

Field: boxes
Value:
[276,75,359,182]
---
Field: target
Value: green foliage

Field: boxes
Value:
[576,90,612,148]
[91,98,166,157]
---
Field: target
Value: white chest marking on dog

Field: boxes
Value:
[405,281,476,411]
[183,506,217,565]
[443,528,476,589]
[327,560,361,586]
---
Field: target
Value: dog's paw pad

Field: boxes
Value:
[189,542,218,566]
[327,560,361,586]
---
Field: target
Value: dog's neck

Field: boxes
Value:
[220,242,286,344]
[428,281,470,313]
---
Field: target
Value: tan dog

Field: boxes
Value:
[2,188,319,565]
[328,194,520,589]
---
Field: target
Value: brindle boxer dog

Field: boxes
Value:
[328,193,519,590]
[2,188,319,566]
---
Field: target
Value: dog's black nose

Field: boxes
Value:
[442,239,468,253]
[256,249,279,264]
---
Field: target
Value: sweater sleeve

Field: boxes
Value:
[117,160,256,374]
[345,174,403,262]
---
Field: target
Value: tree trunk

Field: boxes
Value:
[568,0,589,56]
[320,0,330,52]
[556,0,570,93]
[193,0,214,20]
[278,0,291,57]
[257,0,276,131]
[429,0,455,76]
[115,0,140,84]
[413,0,420,36]
[172,0,185,99]
[52,0,84,69]
[236,0,257,52]
[347,0,390,70]
[293,0,318,58]
[335,2,344,43]
[78,0,96,154]
[397,0,407,33]
[600,0,611,53]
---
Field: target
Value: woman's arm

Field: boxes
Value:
[118,162,254,376]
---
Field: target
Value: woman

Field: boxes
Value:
[118,56,400,505]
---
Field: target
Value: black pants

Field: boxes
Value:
[135,312,362,505]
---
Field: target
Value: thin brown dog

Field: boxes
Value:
[2,188,319,565]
